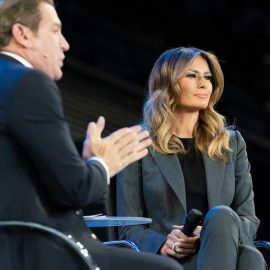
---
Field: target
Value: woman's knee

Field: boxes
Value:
[203,206,239,235]
[238,244,266,270]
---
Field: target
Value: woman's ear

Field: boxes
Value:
[11,23,34,48]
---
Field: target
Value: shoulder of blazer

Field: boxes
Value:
[7,68,63,126]
[0,55,58,97]
[10,66,61,109]
[228,129,246,148]
[0,56,31,90]
[226,129,248,164]
[17,68,59,92]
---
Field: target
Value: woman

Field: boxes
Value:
[116,47,266,270]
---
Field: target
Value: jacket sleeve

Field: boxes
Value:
[231,130,260,243]
[8,69,107,209]
[116,158,166,253]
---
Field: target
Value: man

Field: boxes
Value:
[0,0,183,269]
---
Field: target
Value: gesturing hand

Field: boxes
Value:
[82,116,152,177]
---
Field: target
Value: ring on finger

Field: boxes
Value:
[172,242,180,252]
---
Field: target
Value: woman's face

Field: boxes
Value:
[177,56,213,112]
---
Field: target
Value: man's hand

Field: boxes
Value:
[82,116,152,177]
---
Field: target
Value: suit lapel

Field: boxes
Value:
[152,152,187,211]
[151,152,226,211]
[203,155,226,208]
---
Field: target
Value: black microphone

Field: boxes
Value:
[182,209,203,237]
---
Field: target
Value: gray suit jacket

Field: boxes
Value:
[116,130,259,253]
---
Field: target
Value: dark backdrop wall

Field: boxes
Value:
[55,0,270,240]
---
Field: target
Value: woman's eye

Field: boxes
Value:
[186,73,196,78]
[205,75,212,81]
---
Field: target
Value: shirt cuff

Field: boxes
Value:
[88,157,110,185]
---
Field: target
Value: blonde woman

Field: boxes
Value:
[117,47,266,270]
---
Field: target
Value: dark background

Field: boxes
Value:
[54,0,270,241]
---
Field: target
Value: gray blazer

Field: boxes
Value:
[116,130,259,253]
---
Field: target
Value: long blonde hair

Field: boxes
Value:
[143,47,232,161]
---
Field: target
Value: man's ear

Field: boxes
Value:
[11,23,34,48]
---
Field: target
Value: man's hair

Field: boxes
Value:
[0,0,54,49]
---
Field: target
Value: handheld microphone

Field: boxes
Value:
[182,209,203,237]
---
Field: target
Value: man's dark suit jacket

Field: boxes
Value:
[0,54,109,269]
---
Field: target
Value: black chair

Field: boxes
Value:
[0,220,99,270]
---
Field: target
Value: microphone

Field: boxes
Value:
[182,208,203,237]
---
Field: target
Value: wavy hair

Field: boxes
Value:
[143,47,232,161]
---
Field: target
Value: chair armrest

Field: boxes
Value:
[103,240,141,252]
[0,220,98,270]
[254,240,270,269]
[254,240,270,250]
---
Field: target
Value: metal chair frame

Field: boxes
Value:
[0,220,99,270]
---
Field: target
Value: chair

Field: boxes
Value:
[254,240,270,269]
[82,178,142,252]
[0,220,99,270]
[103,240,141,252]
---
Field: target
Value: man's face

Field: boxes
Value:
[29,2,69,80]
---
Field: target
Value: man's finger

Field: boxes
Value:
[114,130,151,154]
[96,116,105,137]
[127,125,143,133]
[106,127,132,143]
[119,147,149,170]
[82,122,98,160]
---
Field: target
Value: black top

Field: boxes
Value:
[178,138,208,219]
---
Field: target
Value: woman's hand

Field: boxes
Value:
[160,225,201,259]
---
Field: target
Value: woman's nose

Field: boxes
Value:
[198,77,207,88]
